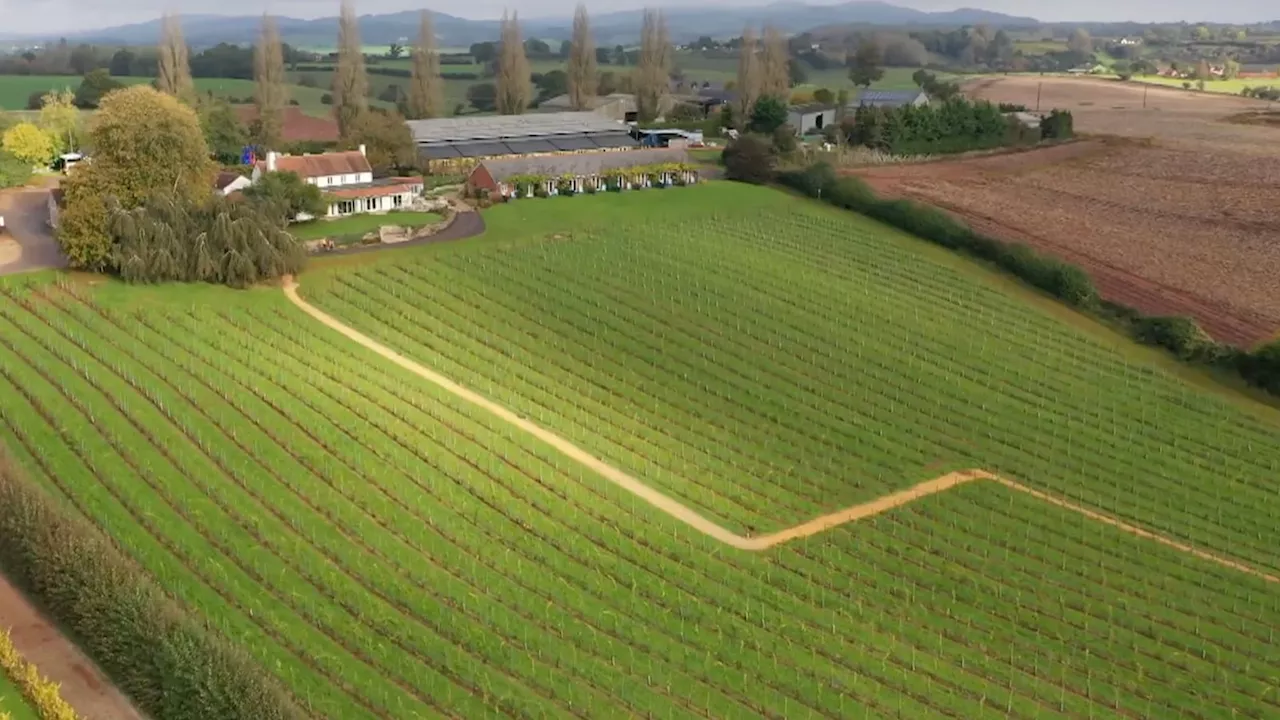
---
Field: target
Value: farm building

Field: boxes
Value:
[250,145,423,219]
[788,103,838,135]
[633,127,704,148]
[467,148,698,199]
[233,106,340,144]
[409,112,638,174]
[849,90,930,109]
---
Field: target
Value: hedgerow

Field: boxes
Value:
[0,452,305,720]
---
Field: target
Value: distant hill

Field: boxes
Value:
[4,3,1042,50]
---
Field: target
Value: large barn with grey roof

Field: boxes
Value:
[409,112,639,174]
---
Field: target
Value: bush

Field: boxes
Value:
[722,134,777,185]
[1134,316,1214,360]
[1041,110,1075,140]
[1239,342,1280,395]
[0,451,304,720]
[320,93,333,105]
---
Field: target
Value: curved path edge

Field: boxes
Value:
[0,572,147,720]
[283,277,1278,582]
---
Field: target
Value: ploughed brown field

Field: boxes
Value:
[853,76,1280,348]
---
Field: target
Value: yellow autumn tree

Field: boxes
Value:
[1,122,56,167]
[57,85,214,270]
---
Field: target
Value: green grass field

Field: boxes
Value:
[0,672,39,720]
[1136,75,1280,94]
[0,75,335,115]
[290,211,441,241]
[0,183,1278,717]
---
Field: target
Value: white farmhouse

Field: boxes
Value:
[250,144,423,218]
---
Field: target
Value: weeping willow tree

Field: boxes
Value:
[108,193,304,287]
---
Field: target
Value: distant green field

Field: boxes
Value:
[1137,75,1279,94]
[0,74,335,115]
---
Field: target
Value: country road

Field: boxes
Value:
[0,187,66,275]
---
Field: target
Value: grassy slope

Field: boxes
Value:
[1136,75,1279,94]
[0,184,1277,718]
[0,672,39,720]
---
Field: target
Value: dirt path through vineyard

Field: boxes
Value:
[284,277,1278,582]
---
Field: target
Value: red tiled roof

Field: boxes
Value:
[255,150,373,179]
[326,181,420,200]
[214,171,244,190]
[233,105,340,143]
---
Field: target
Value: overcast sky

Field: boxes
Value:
[2,0,1274,35]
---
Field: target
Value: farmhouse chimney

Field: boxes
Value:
[358,144,366,157]
[266,151,278,172]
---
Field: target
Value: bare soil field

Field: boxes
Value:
[854,77,1280,347]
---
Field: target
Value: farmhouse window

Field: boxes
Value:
[393,194,404,208]
[337,200,355,215]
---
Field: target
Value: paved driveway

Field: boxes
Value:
[0,187,67,275]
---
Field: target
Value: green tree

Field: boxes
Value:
[1,122,57,167]
[812,87,834,104]
[407,11,445,119]
[567,4,598,110]
[333,0,370,139]
[721,133,776,184]
[0,149,32,188]
[388,43,405,59]
[466,82,497,112]
[748,95,788,134]
[242,170,326,219]
[157,13,197,104]
[849,40,884,88]
[253,14,288,149]
[37,89,82,154]
[57,85,215,270]
[74,69,124,109]
[496,10,532,114]
[199,96,248,163]
[347,109,416,173]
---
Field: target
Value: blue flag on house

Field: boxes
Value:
[241,147,256,165]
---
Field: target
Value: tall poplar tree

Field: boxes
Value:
[496,11,531,115]
[735,25,762,124]
[253,14,288,149]
[333,0,369,139]
[760,25,791,101]
[634,9,670,121]
[567,4,597,110]
[407,11,444,119]
[157,13,196,104]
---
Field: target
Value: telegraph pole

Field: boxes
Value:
[1036,82,1042,112]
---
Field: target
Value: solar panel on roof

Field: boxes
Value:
[503,138,559,154]
[454,142,511,158]
[550,136,599,151]
[591,134,640,149]
[420,145,461,159]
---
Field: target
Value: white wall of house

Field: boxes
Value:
[308,172,374,187]
[325,187,423,217]
[219,176,252,196]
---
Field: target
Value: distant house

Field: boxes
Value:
[633,128,704,148]
[250,146,423,219]
[787,103,838,135]
[467,148,697,198]
[233,106,340,144]
[849,90,930,109]
[1118,37,1142,46]
[215,171,252,197]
